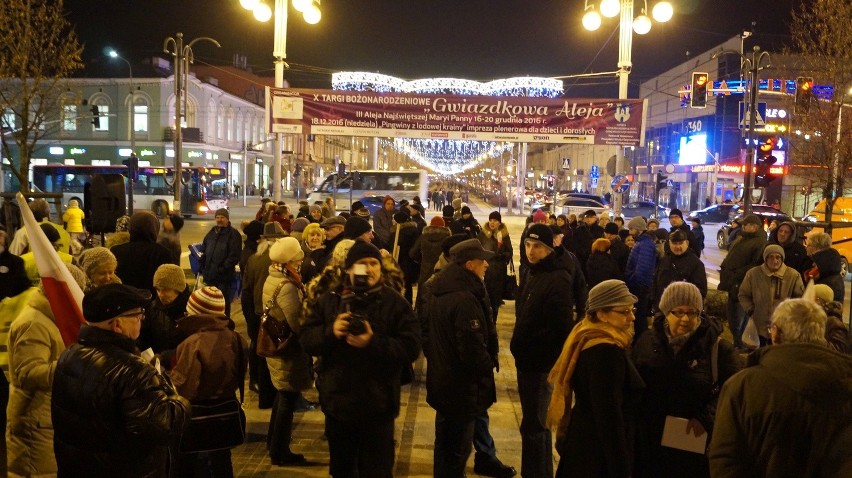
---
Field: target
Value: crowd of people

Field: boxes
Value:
[0,193,850,478]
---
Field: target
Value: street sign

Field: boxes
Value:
[561,157,571,170]
[611,175,630,193]
[590,164,600,179]
[739,102,767,129]
[666,179,674,188]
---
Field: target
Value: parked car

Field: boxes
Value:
[726,204,788,222]
[557,197,610,218]
[686,204,735,223]
[716,209,791,249]
[621,201,668,219]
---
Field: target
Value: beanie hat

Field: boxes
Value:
[309,204,322,215]
[604,222,620,235]
[669,230,687,243]
[654,229,669,241]
[398,199,409,209]
[215,208,229,219]
[591,238,611,253]
[549,225,564,237]
[489,211,502,222]
[270,237,304,264]
[430,216,446,227]
[331,239,356,267]
[262,221,287,239]
[343,216,372,239]
[450,238,494,263]
[627,216,647,232]
[186,286,226,316]
[741,214,762,227]
[583,209,598,218]
[129,211,159,238]
[586,279,638,314]
[291,217,310,233]
[647,218,660,227]
[68,199,79,208]
[351,201,366,213]
[345,240,383,269]
[442,205,455,218]
[168,213,185,232]
[669,208,684,220]
[394,210,410,224]
[525,223,554,249]
[153,264,187,292]
[690,217,701,225]
[813,284,835,304]
[442,234,470,257]
[40,223,60,243]
[78,247,118,280]
[452,198,462,210]
[533,210,548,223]
[763,244,785,261]
[460,205,471,216]
[658,282,703,315]
[242,220,264,243]
[65,263,88,292]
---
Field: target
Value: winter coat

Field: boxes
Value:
[242,245,272,316]
[410,225,450,287]
[692,225,706,255]
[62,205,85,233]
[156,230,182,265]
[6,290,65,476]
[391,221,421,284]
[139,286,191,355]
[585,250,623,289]
[572,222,605,266]
[557,343,645,478]
[112,225,175,295]
[767,220,812,276]
[739,263,804,338]
[372,208,396,247]
[456,215,482,238]
[170,313,247,402]
[557,248,589,319]
[809,248,845,302]
[478,223,513,311]
[426,262,497,416]
[512,250,575,373]
[718,230,766,295]
[300,278,420,422]
[52,325,190,478]
[709,343,852,478]
[652,250,708,309]
[626,232,657,294]
[262,267,313,393]
[198,222,242,286]
[632,316,741,478]
[609,237,630,273]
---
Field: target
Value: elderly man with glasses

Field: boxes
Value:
[51,283,190,477]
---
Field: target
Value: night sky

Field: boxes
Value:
[63,0,799,97]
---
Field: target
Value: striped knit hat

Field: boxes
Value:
[186,286,226,316]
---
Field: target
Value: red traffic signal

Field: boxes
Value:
[690,72,709,108]
[795,77,814,115]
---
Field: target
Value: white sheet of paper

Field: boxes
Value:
[661,416,707,454]
[140,347,161,374]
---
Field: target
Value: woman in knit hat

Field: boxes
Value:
[632,282,741,478]
[140,263,191,354]
[307,204,323,224]
[261,237,313,465]
[77,246,121,292]
[170,285,247,476]
[547,279,643,478]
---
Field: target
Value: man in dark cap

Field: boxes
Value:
[512,224,575,478]
[199,207,242,316]
[427,239,515,478]
[300,241,421,477]
[52,284,190,477]
[667,208,699,256]
[719,213,767,349]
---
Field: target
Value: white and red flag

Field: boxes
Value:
[16,193,85,345]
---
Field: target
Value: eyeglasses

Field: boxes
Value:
[669,309,700,319]
[609,307,636,316]
[117,309,145,320]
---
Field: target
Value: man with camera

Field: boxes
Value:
[300,240,421,477]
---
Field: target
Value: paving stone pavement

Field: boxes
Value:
[228,298,528,478]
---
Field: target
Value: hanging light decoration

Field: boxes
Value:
[333,72,562,173]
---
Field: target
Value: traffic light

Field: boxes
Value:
[122,154,139,182]
[656,173,669,190]
[690,72,709,108]
[90,105,100,128]
[795,76,814,115]
[754,136,779,187]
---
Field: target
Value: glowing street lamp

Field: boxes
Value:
[106,49,135,155]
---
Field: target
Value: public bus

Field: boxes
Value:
[307,169,428,211]
[31,164,229,218]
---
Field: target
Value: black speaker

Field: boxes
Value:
[85,174,127,234]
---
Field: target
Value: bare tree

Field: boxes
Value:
[786,0,852,223]
[0,0,83,193]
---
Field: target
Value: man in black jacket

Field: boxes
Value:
[652,229,708,310]
[199,208,242,316]
[52,284,190,477]
[427,239,500,478]
[667,209,699,256]
[511,224,576,478]
[111,211,174,296]
[572,209,604,267]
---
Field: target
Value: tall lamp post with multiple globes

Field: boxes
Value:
[107,49,135,156]
[240,0,320,202]
[581,0,673,216]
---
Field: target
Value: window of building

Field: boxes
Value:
[134,102,148,132]
[2,108,14,131]
[94,104,110,132]
[63,104,77,132]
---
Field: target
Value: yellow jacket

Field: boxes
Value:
[62,205,85,233]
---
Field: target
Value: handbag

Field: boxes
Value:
[257,281,295,358]
[180,346,247,453]
[503,260,518,300]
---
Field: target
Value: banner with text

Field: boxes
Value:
[266,88,647,146]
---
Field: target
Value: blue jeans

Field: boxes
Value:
[474,411,497,461]
[517,370,554,478]
[727,297,746,347]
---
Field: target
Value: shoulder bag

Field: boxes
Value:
[503,259,518,301]
[257,281,295,358]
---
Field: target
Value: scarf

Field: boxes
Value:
[270,262,306,296]
[546,318,633,432]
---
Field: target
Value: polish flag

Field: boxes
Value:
[16,193,85,345]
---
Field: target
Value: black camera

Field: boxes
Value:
[347,313,367,336]
[341,263,371,335]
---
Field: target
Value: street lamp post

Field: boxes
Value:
[241,0,321,203]
[107,50,135,155]
[163,33,221,213]
[581,0,673,217]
